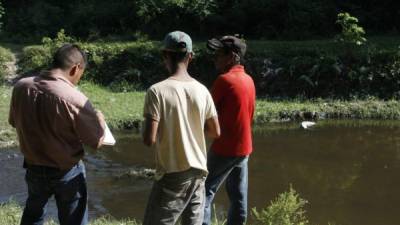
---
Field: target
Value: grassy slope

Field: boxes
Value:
[79,82,145,129]
[2,83,400,134]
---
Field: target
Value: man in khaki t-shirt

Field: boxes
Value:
[142,31,220,225]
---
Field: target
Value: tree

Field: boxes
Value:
[0,1,4,32]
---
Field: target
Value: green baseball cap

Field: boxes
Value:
[162,31,193,53]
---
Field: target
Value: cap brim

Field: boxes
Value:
[207,38,224,51]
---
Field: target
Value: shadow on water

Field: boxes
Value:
[2,120,400,224]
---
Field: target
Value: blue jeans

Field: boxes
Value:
[20,161,88,225]
[203,151,249,225]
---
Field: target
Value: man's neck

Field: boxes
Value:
[169,63,193,81]
[220,63,241,74]
[47,68,75,86]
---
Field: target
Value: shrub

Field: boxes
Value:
[0,45,13,82]
[335,12,367,46]
[17,29,76,75]
[18,45,51,74]
[16,37,400,98]
[252,187,309,225]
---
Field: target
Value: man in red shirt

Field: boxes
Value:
[202,36,256,225]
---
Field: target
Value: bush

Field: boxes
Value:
[0,45,13,82]
[252,187,309,225]
[16,34,400,98]
[18,45,51,74]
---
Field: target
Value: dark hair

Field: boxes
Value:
[162,50,189,64]
[219,48,246,65]
[52,44,87,70]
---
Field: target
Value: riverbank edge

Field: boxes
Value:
[2,83,400,149]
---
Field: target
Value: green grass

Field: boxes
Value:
[255,98,400,123]
[2,82,400,148]
[0,187,311,225]
[80,82,400,127]
[0,201,140,225]
[0,85,17,148]
[0,200,225,225]
[79,82,145,129]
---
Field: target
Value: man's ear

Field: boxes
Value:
[188,52,193,63]
[69,65,78,77]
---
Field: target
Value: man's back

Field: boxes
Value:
[9,73,104,169]
[144,78,217,174]
[211,65,256,156]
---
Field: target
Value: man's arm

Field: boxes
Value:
[143,117,159,147]
[205,116,220,139]
[8,87,17,128]
[72,101,106,150]
[142,87,160,147]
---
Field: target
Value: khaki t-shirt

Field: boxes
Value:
[143,78,217,176]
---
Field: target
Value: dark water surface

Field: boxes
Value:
[2,120,400,225]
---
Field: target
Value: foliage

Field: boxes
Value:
[18,45,51,74]
[0,1,4,32]
[0,0,399,41]
[16,37,400,99]
[77,82,145,129]
[252,187,309,225]
[42,29,76,52]
[0,45,13,81]
[335,12,367,46]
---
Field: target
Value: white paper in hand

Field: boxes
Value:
[102,123,116,146]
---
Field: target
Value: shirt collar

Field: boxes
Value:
[40,71,75,88]
[228,65,245,73]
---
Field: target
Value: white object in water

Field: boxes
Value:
[102,123,116,146]
[301,121,316,129]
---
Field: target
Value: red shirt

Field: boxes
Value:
[210,65,256,156]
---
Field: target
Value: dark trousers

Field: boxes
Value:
[143,168,207,225]
[20,161,88,225]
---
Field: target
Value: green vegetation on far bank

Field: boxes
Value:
[2,82,400,149]
[14,31,400,99]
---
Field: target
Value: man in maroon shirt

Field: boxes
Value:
[9,44,105,225]
[203,36,256,225]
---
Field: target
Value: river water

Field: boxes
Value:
[1,120,400,225]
